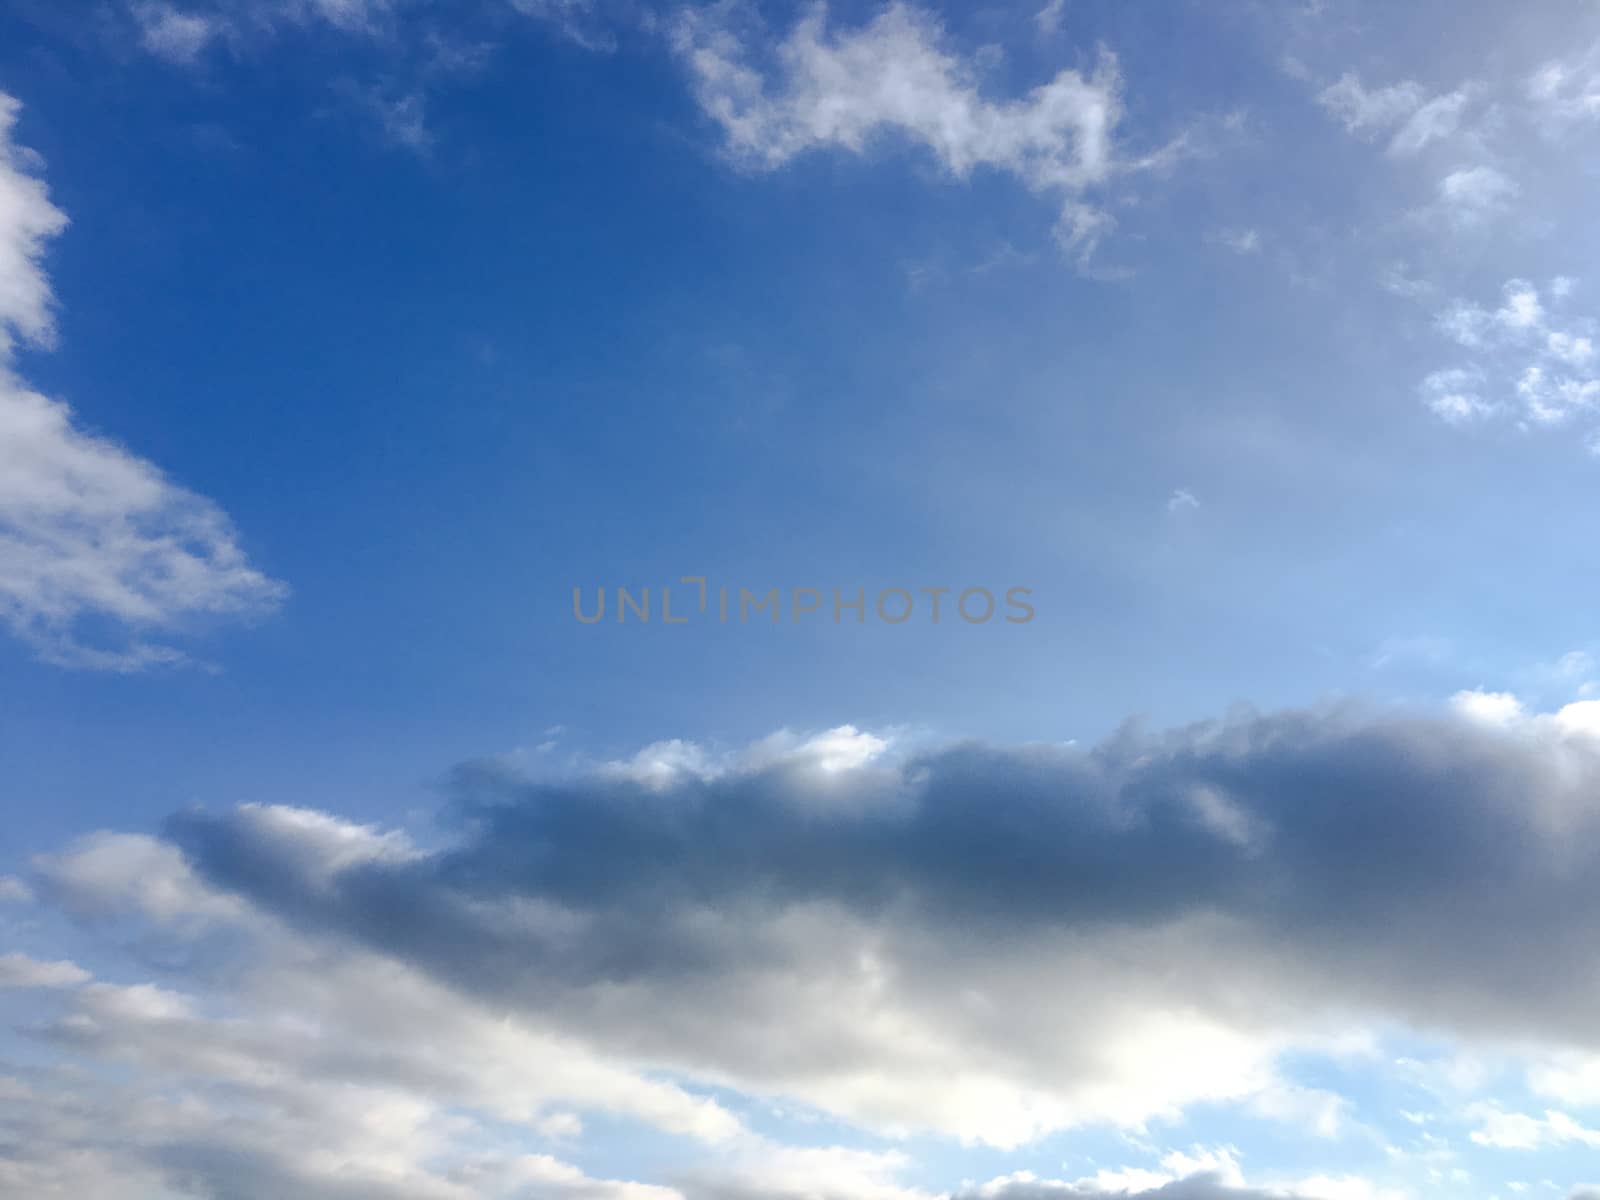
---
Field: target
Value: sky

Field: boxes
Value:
[4,0,1600,1197]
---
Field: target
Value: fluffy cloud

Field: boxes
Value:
[1427,164,1518,229]
[0,951,90,989]
[1468,1106,1600,1151]
[0,103,65,357]
[1526,39,1600,132]
[1417,366,1491,425]
[1416,277,1600,439]
[0,94,284,669]
[671,3,1173,266]
[1529,1054,1600,1106]
[10,831,743,1196]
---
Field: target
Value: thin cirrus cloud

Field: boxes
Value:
[1312,70,1525,232]
[1317,72,1478,157]
[0,95,284,670]
[1310,66,1516,231]
[131,1,226,62]
[130,0,393,59]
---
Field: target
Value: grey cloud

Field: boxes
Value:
[135,703,1600,1141]
[956,1177,1323,1200]
[170,707,1600,1012]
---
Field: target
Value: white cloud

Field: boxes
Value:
[3,847,745,1196]
[601,724,892,789]
[1418,277,1600,440]
[1370,634,1451,671]
[1212,228,1262,255]
[0,100,65,358]
[741,723,891,774]
[1526,42,1600,131]
[0,94,285,670]
[1431,164,1518,228]
[1448,689,1600,747]
[33,831,251,926]
[1387,89,1474,156]
[132,2,224,63]
[1316,72,1479,158]
[1435,280,1549,348]
[459,1155,685,1200]
[300,0,390,30]
[671,3,1163,267]
[1318,74,1427,137]
[0,952,90,989]
[1547,330,1595,368]
[1517,366,1600,425]
[1529,1055,1600,1106]
[121,0,395,59]
[341,80,434,152]
[1251,1084,1350,1139]
[684,1143,931,1200]
[1034,0,1067,38]
[1290,1176,1410,1200]
[1469,1106,1600,1151]
[1451,689,1525,727]
[1418,366,1492,424]
[1070,1145,1247,1194]
[1167,487,1200,513]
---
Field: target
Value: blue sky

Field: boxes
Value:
[5,1,1600,1198]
